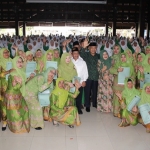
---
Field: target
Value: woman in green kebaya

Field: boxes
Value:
[0,48,14,131]
[5,56,30,133]
[115,78,140,127]
[50,78,81,128]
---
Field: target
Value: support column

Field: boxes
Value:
[113,3,117,36]
[112,22,116,36]
[146,23,150,39]
[135,23,138,37]
[105,22,108,36]
[138,0,145,38]
[15,20,19,36]
[23,22,26,36]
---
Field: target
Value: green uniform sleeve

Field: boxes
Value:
[68,90,80,99]
[37,76,50,92]
[110,66,118,75]
[50,94,65,112]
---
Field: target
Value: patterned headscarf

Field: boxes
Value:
[0,48,12,70]
[58,53,77,81]
[138,83,150,106]
[51,78,68,109]
[10,56,26,96]
[122,78,140,106]
[100,50,112,70]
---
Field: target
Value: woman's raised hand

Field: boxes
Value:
[47,76,53,84]
[24,37,27,42]
[75,80,81,89]
[39,61,44,69]
[132,106,138,113]
[30,73,35,78]
[138,66,144,74]
[12,44,18,50]
[9,68,16,73]
[68,82,74,88]
[83,39,89,48]
[102,65,107,72]
[115,91,122,100]
[43,37,47,43]
[14,76,22,84]
[66,39,71,45]
[135,46,140,54]
[118,67,124,72]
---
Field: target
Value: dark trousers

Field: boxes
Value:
[84,79,98,108]
[76,87,83,111]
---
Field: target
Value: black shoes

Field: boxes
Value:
[35,127,42,130]
[78,110,83,115]
[52,120,59,127]
[68,125,74,128]
[2,126,7,131]
[81,105,84,109]
[86,107,90,112]
[93,105,97,108]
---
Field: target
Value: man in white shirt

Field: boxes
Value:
[71,47,88,114]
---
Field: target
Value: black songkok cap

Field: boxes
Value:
[72,47,79,52]
[89,42,97,47]
[73,41,79,46]
[80,38,85,43]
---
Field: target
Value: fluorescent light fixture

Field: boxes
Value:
[26,0,107,4]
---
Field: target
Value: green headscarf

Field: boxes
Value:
[137,53,145,79]
[0,48,12,70]
[137,53,145,66]
[54,49,60,65]
[58,53,77,81]
[100,50,112,70]
[51,78,68,109]
[122,78,140,106]
[35,49,44,62]
[26,51,33,56]
[10,56,26,96]
[120,53,134,76]
[124,49,133,63]
[26,51,33,62]
[43,50,54,71]
[142,53,150,73]
[145,46,150,54]
[35,49,44,71]
[111,45,121,68]
[41,67,55,83]
[138,83,150,106]
[43,50,54,62]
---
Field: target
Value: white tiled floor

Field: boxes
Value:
[0,107,150,150]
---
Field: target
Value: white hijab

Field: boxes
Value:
[109,39,115,48]
[15,39,24,51]
[131,40,141,52]
[0,40,4,48]
[104,42,113,57]
[119,39,129,51]
[27,43,36,56]
[49,40,56,50]
[96,40,102,54]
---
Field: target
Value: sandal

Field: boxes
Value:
[53,120,59,127]
[68,125,74,128]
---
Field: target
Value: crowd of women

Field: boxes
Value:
[0,33,150,134]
